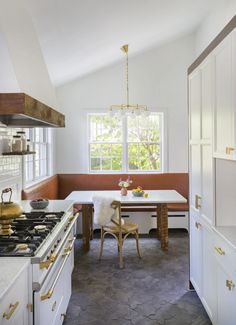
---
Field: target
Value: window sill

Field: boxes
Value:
[24,175,52,189]
[88,170,163,174]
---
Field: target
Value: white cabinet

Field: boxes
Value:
[189,22,236,325]
[189,57,214,225]
[189,52,215,323]
[202,224,216,322]
[189,211,202,295]
[0,262,30,325]
[190,212,216,323]
[189,69,201,141]
[216,263,236,325]
[213,30,236,159]
[213,231,236,325]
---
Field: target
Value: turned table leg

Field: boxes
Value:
[156,203,168,251]
[82,204,92,252]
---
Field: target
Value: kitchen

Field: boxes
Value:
[1,1,236,325]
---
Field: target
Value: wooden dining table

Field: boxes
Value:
[66,190,187,252]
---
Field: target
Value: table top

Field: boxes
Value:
[66,190,187,205]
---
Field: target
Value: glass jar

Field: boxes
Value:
[12,135,22,152]
[17,131,27,151]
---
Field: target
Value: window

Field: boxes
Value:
[24,128,52,183]
[88,113,163,173]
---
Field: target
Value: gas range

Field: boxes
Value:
[0,211,65,257]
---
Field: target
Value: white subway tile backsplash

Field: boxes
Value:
[0,128,22,176]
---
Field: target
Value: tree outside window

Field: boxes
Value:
[89,113,163,173]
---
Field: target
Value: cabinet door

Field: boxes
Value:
[201,58,213,141]
[214,33,234,155]
[190,211,202,295]
[217,265,236,325]
[189,70,201,141]
[202,225,216,322]
[189,144,201,212]
[201,144,214,225]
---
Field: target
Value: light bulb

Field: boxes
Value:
[143,110,150,117]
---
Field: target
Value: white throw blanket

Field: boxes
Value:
[92,196,124,226]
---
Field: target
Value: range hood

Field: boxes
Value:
[0,93,65,127]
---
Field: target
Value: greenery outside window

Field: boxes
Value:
[24,128,52,184]
[89,113,163,173]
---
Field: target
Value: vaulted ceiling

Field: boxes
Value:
[25,0,218,86]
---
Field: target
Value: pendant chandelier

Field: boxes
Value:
[109,44,149,117]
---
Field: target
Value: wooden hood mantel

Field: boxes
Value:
[0,93,65,127]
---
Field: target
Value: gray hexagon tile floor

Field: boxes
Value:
[63,230,212,325]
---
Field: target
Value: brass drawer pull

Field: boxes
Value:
[3,302,19,320]
[226,147,235,155]
[214,247,225,256]
[41,237,76,301]
[195,194,202,209]
[226,279,235,291]
[40,252,58,269]
[62,237,76,257]
[195,222,201,229]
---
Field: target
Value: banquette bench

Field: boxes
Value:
[22,173,189,232]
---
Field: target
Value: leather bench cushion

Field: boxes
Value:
[21,175,59,200]
[58,173,189,200]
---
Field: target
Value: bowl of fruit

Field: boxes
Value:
[132,186,144,197]
[30,198,49,210]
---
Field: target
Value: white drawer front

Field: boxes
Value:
[213,233,236,276]
[0,266,28,325]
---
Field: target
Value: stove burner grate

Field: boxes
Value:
[0,211,64,257]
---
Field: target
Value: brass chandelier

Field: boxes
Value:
[109,44,149,117]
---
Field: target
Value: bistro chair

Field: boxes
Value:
[99,200,141,268]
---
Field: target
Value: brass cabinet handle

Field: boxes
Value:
[214,246,225,255]
[40,252,58,269]
[195,194,202,209]
[62,236,76,257]
[226,147,235,155]
[40,213,78,269]
[226,280,235,291]
[195,222,201,229]
[41,237,76,301]
[3,302,19,320]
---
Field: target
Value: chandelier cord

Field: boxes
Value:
[126,50,129,107]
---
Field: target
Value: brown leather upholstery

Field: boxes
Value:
[22,175,59,200]
[58,173,188,199]
[22,173,189,212]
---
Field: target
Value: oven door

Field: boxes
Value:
[33,231,75,325]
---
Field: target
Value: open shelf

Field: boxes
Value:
[2,151,36,156]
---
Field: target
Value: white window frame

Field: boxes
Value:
[88,111,166,174]
[24,128,52,186]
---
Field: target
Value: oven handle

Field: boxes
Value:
[40,236,76,301]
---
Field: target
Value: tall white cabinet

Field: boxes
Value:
[189,56,216,322]
[189,25,236,325]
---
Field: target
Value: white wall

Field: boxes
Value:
[195,0,236,55]
[55,33,195,174]
[0,0,57,108]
